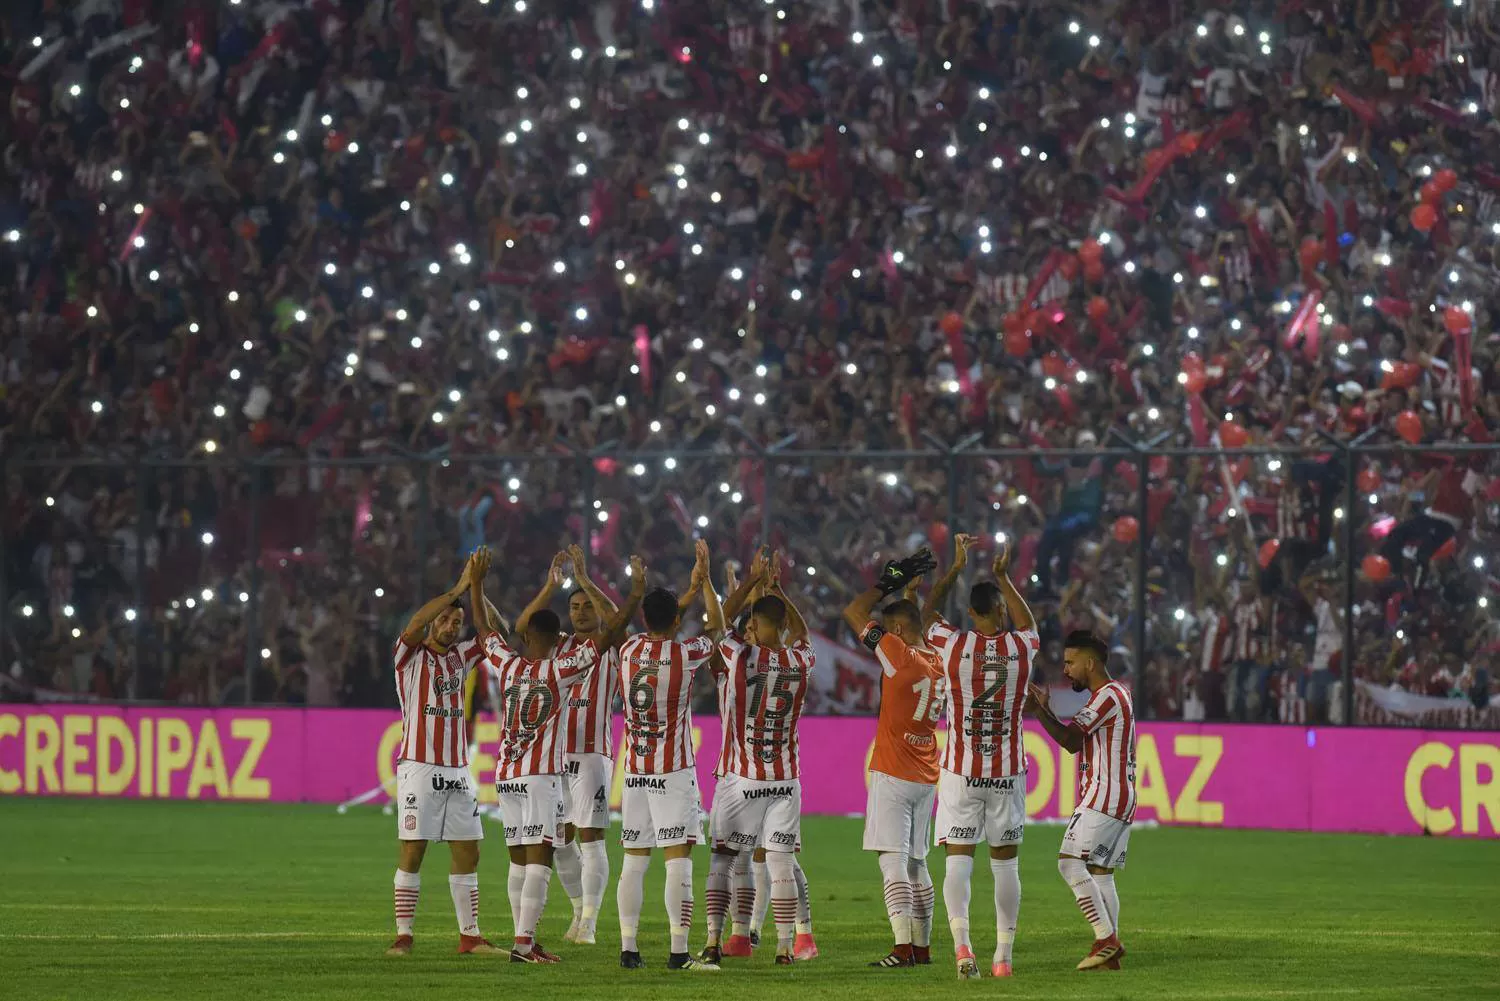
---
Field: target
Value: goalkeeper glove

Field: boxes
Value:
[876,547,937,595]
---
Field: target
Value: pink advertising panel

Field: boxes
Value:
[1,705,1494,837]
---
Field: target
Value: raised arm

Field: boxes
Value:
[841,585,885,636]
[922,533,975,628]
[693,540,728,638]
[722,546,768,623]
[993,544,1035,632]
[400,554,474,645]
[600,555,647,646]
[568,543,621,627]
[468,546,498,637]
[770,555,810,645]
[515,552,566,635]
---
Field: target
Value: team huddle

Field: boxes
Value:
[385,533,1137,976]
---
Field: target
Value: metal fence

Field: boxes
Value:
[2,441,1495,728]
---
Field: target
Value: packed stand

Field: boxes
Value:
[0,0,1495,723]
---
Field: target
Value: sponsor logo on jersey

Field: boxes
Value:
[504,826,518,840]
[431,774,470,793]
[567,697,591,709]
[627,776,667,790]
[523,824,544,839]
[423,706,465,718]
[404,794,417,807]
[727,832,757,847]
[622,829,642,842]
[947,826,977,839]
[433,674,466,695]
[496,782,530,795]
[768,831,796,846]
[1001,827,1023,842]
[904,732,935,747]
[658,825,686,840]
[963,776,1016,790]
[741,785,794,801]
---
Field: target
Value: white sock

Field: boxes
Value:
[617,854,650,952]
[944,855,974,951]
[705,852,733,945]
[1095,872,1120,933]
[507,863,526,938]
[516,863,551,950]
[731,851,754,937]
[553,840,584,918]
[878,853,913,945]
[580,839,609,925]
[990,857,1020,965]
[1059,857,1114,940]
[665,857,695,954]
[792,857,813,935]
[766,851,797,952]
[908,859,934,948]
[751,856,771,933]
[449,872,480,937]
[394,868,419,936]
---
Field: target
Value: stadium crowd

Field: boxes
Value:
[0,0,1496,725]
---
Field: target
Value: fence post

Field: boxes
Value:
[242,460,263,702]
[132,459,151,699]
[1134,450,1150,714]
[1341,446,1358,726]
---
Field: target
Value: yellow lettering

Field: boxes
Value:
[62,715,94,795]
[0,714,20,794]
[25,714,61,793]
[1403,742,1455,835]
[1058,742,1078,817]
[97,716,136,796]
[377,722,403,791]
[1022,729,1054,816]
[471,721,498,804]
[1172,735,1224,824]
[229,719,271,799]
[1458,743,1500,836]
[156,718,193,796]
[186,720,230,799]
[139,718,154,796]
[1133,733,1173,822]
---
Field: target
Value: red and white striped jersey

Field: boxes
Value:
[487,636,600,780]
[557,635,621,756]
[925,617,1038,778]
[1231,596,1265,661]
[714,634,815,781]
[393,637,485,767]
[1198,607,1231,675]
[619,633,716,774]
[1071,680,1137,822]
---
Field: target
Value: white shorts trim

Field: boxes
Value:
[934,768,1025,847]
[494,774,566,847]
[562,753,612,830]
[620,768,705,848]
[1059,807,1131,869]
[862,771,936,859]
[396,761,483,842]
[709,774,801,852]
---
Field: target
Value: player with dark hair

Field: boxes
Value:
[1027,630,1136,972]
[488,552,645,963]
[841,547,944,969]
[387,547,504,956]
[705,549,818,965]
[614,540,722,972]
[922,535,1038,979]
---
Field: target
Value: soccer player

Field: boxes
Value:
[1026,630,1135,972]
[615,539,721,972]
[704,551,816,965]
[922,536,1038,979]
[488,554,645,963]
[387,547,502,957]
[513,545,627,945]
[841,550,945,969]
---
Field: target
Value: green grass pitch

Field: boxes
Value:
[0,799,1494,1000]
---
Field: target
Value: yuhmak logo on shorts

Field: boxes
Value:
[741,785,793,801]
[963,776,1016,790]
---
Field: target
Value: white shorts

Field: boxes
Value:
[494,774,566,847]
[1059,808,1131,870]
[621,768,705,849]
[863,771,936,859]
[396,761,483,842]
[935,768,1026,847]
[562,753,612,830]
[710,774,801,852]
